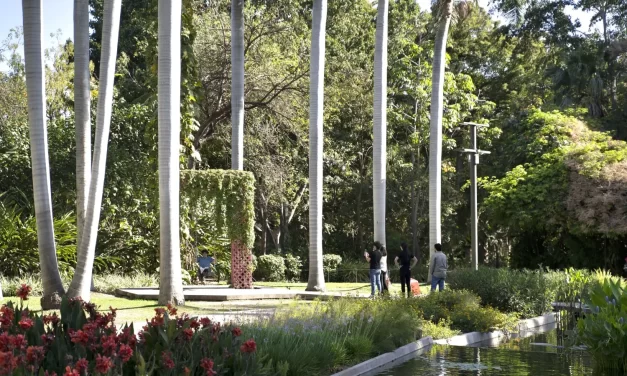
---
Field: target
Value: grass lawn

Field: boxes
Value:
[1,282,430,325]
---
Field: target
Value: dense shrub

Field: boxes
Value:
[283,255,302,282]
[0,286,267,375]
[447,267,554,317]
[255,255,286,282]
[576,278,627,373]
[322,254,342,274]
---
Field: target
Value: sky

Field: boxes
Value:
[1,0,599,72]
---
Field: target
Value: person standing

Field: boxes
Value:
[365,242,383,298]
[395,242,417,298]
[380,246,389,295]
[430,243,447,292]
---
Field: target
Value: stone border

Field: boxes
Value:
[331,337,433,376]
[434,312,557,346]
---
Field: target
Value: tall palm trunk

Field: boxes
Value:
[306,0,328,292]
[373,0,388,246]
[67,0,122,300]
[428,0,453,281]
[22,0,65,309]
[231,0,245,170]
[157,0,185,305]
[74,0,91,269]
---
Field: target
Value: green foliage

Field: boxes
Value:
[244,298,420,376]
[577,278,627,372]
[322,254,343,274]
[447,268,554,317]
[255,255,286,282]
[283,255,302,282]
[418,319,461,340]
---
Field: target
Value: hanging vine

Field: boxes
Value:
[180,170,255,249]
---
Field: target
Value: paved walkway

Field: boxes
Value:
[116,285,367,301]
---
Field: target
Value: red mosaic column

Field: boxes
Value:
[230,240,253,289]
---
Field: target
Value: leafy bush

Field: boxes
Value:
[283,255,302,282]
[255,255,286,282]
[419,319,461,340]
[449,305,519,333]
[322,254,342,274]
[0,285,269,375]
[576,278,627,373]
[447,267,554,317]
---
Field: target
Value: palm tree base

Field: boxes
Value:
[40,292,62,310]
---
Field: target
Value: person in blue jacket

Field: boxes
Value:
[197,250,215,282]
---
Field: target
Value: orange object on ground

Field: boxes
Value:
[410,278,421,296]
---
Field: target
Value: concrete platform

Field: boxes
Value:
[115,285,366,301]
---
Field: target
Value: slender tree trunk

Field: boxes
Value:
[157,0,185,306]
[74,0,94,292]
[306,0,328,292]
[411,150,419,258]
[22,0,65,309]
[67,0,122,301]
[428,0,453,281]
[373,0,389,247]
[231,0,245,170]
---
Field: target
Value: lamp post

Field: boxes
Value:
[457,122,490,271]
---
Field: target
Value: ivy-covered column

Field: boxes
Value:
[181,170,255,289]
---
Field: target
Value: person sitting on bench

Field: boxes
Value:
[197,250,215,282]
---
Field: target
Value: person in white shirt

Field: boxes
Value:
[380,246,389,295]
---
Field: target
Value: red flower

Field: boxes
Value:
[64,366,80,376]
[70,330,90,346]
[154,308,167,316]
[118,344,133,363]
[200,317,211,328]
[74,358,89,373]
[10,334,26,350]
[16,284,32,300]
[200,358,217,376]
[150,315,164,327]
[100,335,117,356]
[25,346,45,364]
[240,339,257,353]
[166,304,177,316]
[183,367,191,375]
[190,319,200,330]
[18,318,33,330]
[43,313,60,326]
[161,351,175,370]
[231,327,242,337]
[95,354,112,374]
[0,306,15,327]
[0,351,19,372]
[182,328,194,342]
[44,371,58,376]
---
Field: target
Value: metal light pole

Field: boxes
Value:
[458,122,490,271]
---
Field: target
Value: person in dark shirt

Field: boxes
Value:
[364,242,383,298]
[395,242,417,298]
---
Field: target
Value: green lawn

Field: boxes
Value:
[1,282,430,325]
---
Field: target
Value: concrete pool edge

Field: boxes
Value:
[434,312,557,346]
[331,337,434,376]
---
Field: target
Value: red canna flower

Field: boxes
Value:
[190,319,200,330]
[64,366,80,376]
[18,318,33,330]
[182,328,194,342]
[154,308,167,316]
[16,284,32,300]
[200,358,217,376]
[101,335,117,356]
[166,304,177,316]
[43,313,60,326]
[200,317,211,328]
[74,358,89,373]
[0,306,14,327]
[240,339,257,353]
[118,344,133,363]
[25,346,45,364]
[10,334,26,350]
[70,330,90,346]
[95,354,112,374]
[161,351,175,370]
[231,327,242,337]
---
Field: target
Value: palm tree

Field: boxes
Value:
[231,0,245,170]
[157,0,185,305]
[67,0,122,300]
[373,0,388,247]
[74,0,91,271]
[306,0,328,292]
[22,0,65,309]
[428,0,453,281]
